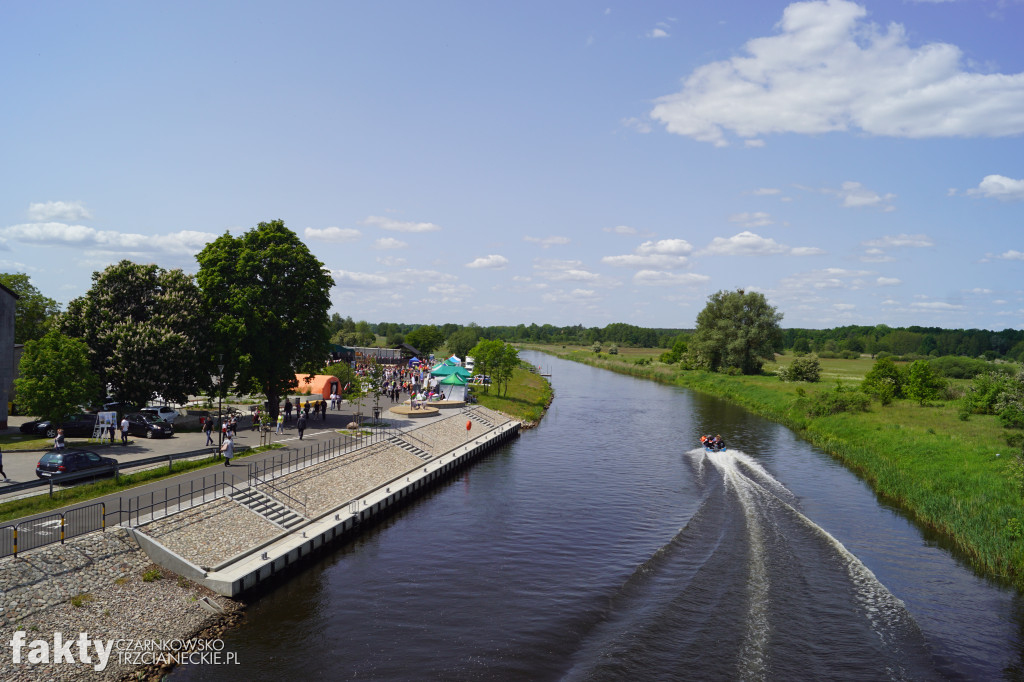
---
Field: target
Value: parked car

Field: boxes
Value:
[20,414,99,439]
[35,449,117,479]
[141,405,180,423]
[124,412,175,439]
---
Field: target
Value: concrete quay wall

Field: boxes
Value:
[200,419,520,597]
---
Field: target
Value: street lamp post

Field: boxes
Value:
[217,356,224,448]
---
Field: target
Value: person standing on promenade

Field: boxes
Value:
[276,413,284,434]
[0,447,8,481]
[120,416,130,445]
[108,421,116,444]
[222,433,234,466]
[54,428,66,450]
[204,418,214,446]
[284,398,293,423]
[296,413,307,440]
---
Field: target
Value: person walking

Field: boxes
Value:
[54,428,66,451]
[204,418,214,446]
[120,416,130,445]
[284,398,292,423]
[296,413,307,440]
[222,433,234,466]
[276,413,284,434]
[0,447,9,482]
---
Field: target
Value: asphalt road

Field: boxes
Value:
[0,396,417,491]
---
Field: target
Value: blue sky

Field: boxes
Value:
[2,0,1023,331]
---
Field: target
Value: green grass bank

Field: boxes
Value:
[523,344,1024,591]
[472,364,553,426]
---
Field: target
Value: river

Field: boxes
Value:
[174,351,1024,680]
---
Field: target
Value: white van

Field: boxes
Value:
[465,356,475,371]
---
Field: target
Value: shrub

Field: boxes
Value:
[806,382,871,417]
[929,356,1007,379]
[907,360,946,406]
[862,356,906,405]
[778,354,821,382]
[608,344,618,355]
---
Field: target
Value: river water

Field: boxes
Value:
[175,351,1023,680]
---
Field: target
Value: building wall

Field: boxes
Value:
[0,287,15,429]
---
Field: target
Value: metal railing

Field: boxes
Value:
[251,472,308,517]
[0,417,446,559]
[0,502,106,558]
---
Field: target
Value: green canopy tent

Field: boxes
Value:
[438,372,468,402]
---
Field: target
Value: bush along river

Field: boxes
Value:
[173,351,1024,680]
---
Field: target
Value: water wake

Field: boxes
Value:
[563,448,941,681]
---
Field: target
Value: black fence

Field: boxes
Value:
[0,426,405,559]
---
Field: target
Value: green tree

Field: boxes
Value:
[61,261,207,408]
[196,220,333,419]
[0,272,61,343]
[907,360,946,405]
[15,329,100,422]
[446,327,480,360]
[861,356,905,405]
[659,335,689,364]
[405,325,443,356]
[691,289,783,374]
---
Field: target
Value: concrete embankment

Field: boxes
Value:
[0,407,520,680]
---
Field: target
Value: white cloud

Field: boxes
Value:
[524,235,571,248]
[729,211,773,227]
[533,258,604,283]
[877,276,901,286]
[331,270,391,288]
[621,117,652,134]
[966,175,1024,201]
[997,250,1024,261]
[701,231,818,256]
[752,188,780,196]
[361,215,441,232]
[603,238,694,269]
[744,139,765,148]
[862,233,934,248]
[781,267,873,292]
[304,226,361,242]
[834,303,856,310]
[911,301,964,310]
[648,28,669,39]
[27,201,92,222]
[374,237,407,249]
[826,181,896,211]
[633,270,711,286]
[541,288,600,304]
[603,225,638,235]
[465,254,509,269]
[0,222,215,257]
[650,0,1024,145]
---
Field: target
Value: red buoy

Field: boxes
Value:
[466,420,472,431]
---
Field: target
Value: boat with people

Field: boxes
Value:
[700,434,727,452]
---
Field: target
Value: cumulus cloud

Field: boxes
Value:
[752,188,781,196]
[877,276,901,286]
[633,270,711,286]
[729,211,773,227]
[27,201,92,222]
[828,181,896,211]
[332,268,456,289]
[0,222,215,257]
[603,225,638,235]
[361,215,441,232]
[781,267,873,291]
[305,226,361,242]
[997,250,1024,261]
[533,258,605,283]
[648,28,669,39]
[603,238,694,269]
[650,0,1024,146]
[465,254,509,269]
[966,175,1024,201]
[862,233,934,248]
[524,235,570,248]
[374,237,407,250]
[701,231,819,256]
[911,301,964,310]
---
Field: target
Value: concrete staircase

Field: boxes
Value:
[387,435,432,461]
[229,487,306,530]
[467,408,496,428]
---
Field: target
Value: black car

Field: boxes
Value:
[35,449,117,479]
[20,414,98,438]
[123,413,175,439]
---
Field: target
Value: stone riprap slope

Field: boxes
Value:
[0,529,238,681]
[269,441,424,515]
[139,497,283,569]
[403,416,487,456]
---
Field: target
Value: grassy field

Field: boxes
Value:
[471,364,553,425]
[522,343,1024,590]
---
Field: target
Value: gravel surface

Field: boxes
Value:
[0,530,241,681]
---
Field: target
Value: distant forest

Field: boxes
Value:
[329,315,1024,362]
